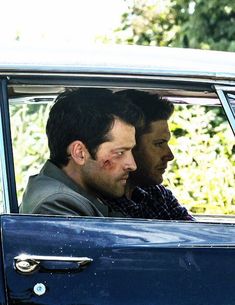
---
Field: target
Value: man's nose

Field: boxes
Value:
[125,152,137,171]
[164,146,174,162]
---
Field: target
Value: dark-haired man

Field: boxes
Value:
[20,88,143,216]
[106,90,194,221]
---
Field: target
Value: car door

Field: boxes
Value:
[1,78,235,305]
[2,214,235,305]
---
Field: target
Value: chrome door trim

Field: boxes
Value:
[215,85,235,135]
[0,107,10,212]
[0,78,18,213]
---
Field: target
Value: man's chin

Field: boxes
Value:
[129,172,163,187]
[105,187,125,199]
[146,174,163,186]
[113,190,125,198]
[155,176,163,185]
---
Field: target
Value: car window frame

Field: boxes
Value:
[215,85,235,135]
[0,78,18,214]
[1,74,235,216]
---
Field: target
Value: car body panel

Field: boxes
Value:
[2,214,235,305]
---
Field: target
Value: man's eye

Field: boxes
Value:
[154,141,165,148]
[116,151,124,156]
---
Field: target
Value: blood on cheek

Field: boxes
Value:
[99,153,119,170]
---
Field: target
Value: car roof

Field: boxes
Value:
[1,44,235,81]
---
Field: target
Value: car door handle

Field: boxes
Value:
[14,254,93,274]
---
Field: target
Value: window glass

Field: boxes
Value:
[9,87,235,219]
[163,103,235,215]
[226,93,235,116]
[10,102,51,204]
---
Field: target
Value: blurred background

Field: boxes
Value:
[2,0,235,50]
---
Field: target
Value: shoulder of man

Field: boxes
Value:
[147,184,175,199]
[19,172,103,217]
[154,185,195,221]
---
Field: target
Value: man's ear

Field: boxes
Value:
[68,141,87,165]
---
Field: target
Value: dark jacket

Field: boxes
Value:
[20,160,122,217]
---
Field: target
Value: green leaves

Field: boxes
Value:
[10,103,51,203]
[165,105,235,215]
[114,0,235,51]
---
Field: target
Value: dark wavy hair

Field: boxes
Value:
[46,88,144,166]
[115,89,174,137]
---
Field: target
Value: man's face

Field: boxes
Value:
[81,118,137,198]
[131,120,174,186]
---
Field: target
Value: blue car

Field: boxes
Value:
[0,44,235,305]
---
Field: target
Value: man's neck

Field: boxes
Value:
[125,180,137,200]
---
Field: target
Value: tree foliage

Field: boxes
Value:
[115,0,235,51]
[166,105,235,214]
[10,104,50,203]
[170,0,235,51]
[114,0,175,46]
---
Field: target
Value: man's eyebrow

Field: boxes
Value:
[153,138,168,142]
[113,144,136,150]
